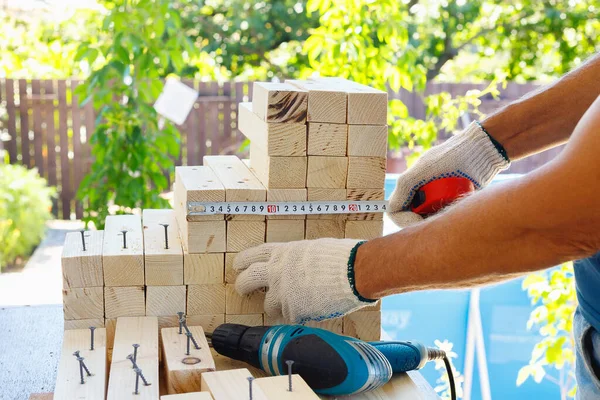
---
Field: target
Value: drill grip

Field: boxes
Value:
[369,341,428,373]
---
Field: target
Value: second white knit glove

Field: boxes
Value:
[234,239,376,324]
[388,122,510,227]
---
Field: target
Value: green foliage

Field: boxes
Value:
[0,165,55,270]
[433,340,464,399]
[75,0,189,229]
[518,263,577,400]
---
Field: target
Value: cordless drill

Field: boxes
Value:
[211,323,454,397]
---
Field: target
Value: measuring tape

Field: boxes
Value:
[187,201,389,216]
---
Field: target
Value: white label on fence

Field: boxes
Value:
[154,78,198,125]
[187,201,389,216]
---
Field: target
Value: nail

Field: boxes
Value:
[135,367,151,386]
[80,230,87,251]
[177,312,185,334]
[133,369,140,394]
[182,324,200,350]
[72,350,81,358]
[78,357,85,384]
[89,326,96,351]
[132,344,140,364]
[126,354,139,369]
[78,356,92,376]
[286,360,294,391]
[248,376,255,400]
[186,332,191,356]
[160,223,169,249]
[121,230,128,249]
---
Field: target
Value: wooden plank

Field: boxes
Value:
[226,220,265,252]
[107,317,159,400]
[286,79,347,124]
[5,79,18,163]
[44,80,58,202]
[63,287,104,320]
[225,284,265,314]
[347,125,387,157]
[341,372,440,400]
[61,230,104,289]
[346,189,385,221]
[266,189,306,220]
[103,214,145,286]
[238,102,306,156]
[162,393,213,399]
[54,328,107,400]
[162,326,215,394]
[105,318,117,349]
[345,221,384,240]
[201,368,268,400]
[307,122,347,156]
[64,318,105,330]
[18,79,31,167]
[57,80,71,219]
[187,284,226,315]
[254,375,320,400]
[146,286,187,317]
[266,220,305,243]
[249,145,307,189]
[29,394,54,400]
[104,286,146,318]
[252,82,308,123]
[210,349,268,377]
[306,156,348,189]
[224,253,238,284]
[307,188,346,221]
[304,318,343,334]
[346,157,386,189]
[71,80,84,219]
[225,314,264,326]
[174,165,225,222]
[143,209,184,286]
[31,79,45,175]
[342,310,381,341]
[305,219,345,240]
[184,252,224,285]
[208,82,220,155]
[186,314,225,334]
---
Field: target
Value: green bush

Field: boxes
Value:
[0,165,55,270]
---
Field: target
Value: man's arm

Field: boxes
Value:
[355,95,600,299]
[483,53,600,160]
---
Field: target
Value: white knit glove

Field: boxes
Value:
[234,239,376,324]
[388,122,510,227]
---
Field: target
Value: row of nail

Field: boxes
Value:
[79,223,170,252]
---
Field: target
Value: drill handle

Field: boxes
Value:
[369,341,429,373]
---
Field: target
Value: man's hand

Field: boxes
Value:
[388,122,510,227]
[233,238,376,324]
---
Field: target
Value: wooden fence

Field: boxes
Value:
[0,79,560,220]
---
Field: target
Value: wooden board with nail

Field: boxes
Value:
[200,368,269,400]
[254,375,321,400]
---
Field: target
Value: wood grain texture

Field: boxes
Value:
[103,215,145,286]
[161,326,215,394]
[62,287,104,320]
[225,284,265,314]
[174,166,225,222]
[342,310,381,341]
[225,314,264,326]
[54,328,107,400]
[161,392,214,399]
[226,221,265,252]
[346,189,385,221]
[105,318,116,349]
[339,371,440,399]
[104,286,145,319]
[186,314,225,334]
[238,102,306,156]
[61,230,104,289]
[107,317,159,400]
[306,156,348,189]
[304,317,344,334]
[254,375,320,400]
[266,189,306,220]
[184,253,224,285]
[143,209,184,286]
[344,221,384,240]
[305,219,346,240]
[201,368,268,400]
[346,157,386,189]
[182,220,227,254]
[347,125,388,157]
[286,79,347,124]
[64,318,105,330]
[266,220,305,243]
[249,145,307,189]
[187,284,226,315]
[29,395,54,400]
[307,122,347,156]
[252,82,308,123]
[306,188,347,221]
[146,286,187,317]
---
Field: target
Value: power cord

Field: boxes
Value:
[427,348,457,400]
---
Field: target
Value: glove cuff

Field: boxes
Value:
[347,241,377,303]
[476,121,510,163]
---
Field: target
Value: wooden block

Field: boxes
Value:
[307,122,347,156]
[64,318,105,330]
[347,125,388,157]
[61,230,104,289]
[306,156,348,189]
[54,328,107,400]
[146,286,187,316]
[186,314,225,334]
[162,393,214,399]
[184,252,224,285]
[162,326,215,394]
[266,188,306,220]
[266,220,305,243]
[103,214,145,286]
[158,315,181,361]
[105,318,116,349]
[107,317,159,400]
[143,209,184,286]
[174,166,225,222]
[346,189,385,221]
[187,284,226,314]
[249,145,307,189]
[201,368,268,400]
[181,220,227,254]
[204,155,266,221]
[286,79,347,124]
[343,371,440,400]
[225,314,264,326]
[252,82,308,123]
[362,299,381,311]
[62,287,104,320]
[345,220,384,240]
[29,394,54,400]
[226,221,265,252]
[238,102,306,156]
[304,317,343,334]
[104,286,145,319]
[343,310,381,341]
[305,219,345,239]
[307,188,346,220]
[224,253,238,284]
[210,349,267,378]
[254,375,320,400]
[346,157,386,189]
[225,284,265,314]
